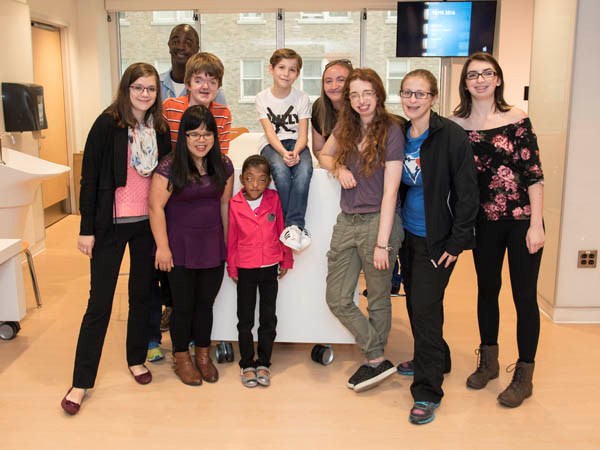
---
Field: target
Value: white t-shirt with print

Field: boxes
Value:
[255,87,311,151]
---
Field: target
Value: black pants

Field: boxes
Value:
[473,219,542,363]
[73,220,154,389]
[402,231,454,404]
[147,269,171,344]
[167,264,224,352]
[237,266,279,368]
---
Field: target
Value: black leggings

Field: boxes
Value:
[473,219,542,363]
[167,264,224,352]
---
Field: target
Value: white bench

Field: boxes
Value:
[212,134,356,345]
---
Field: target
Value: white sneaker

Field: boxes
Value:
[280,225,302,251]
[298,228,312,251]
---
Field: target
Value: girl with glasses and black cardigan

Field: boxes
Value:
[61,63,171,415]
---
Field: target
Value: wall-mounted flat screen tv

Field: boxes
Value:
[396,1,497,57]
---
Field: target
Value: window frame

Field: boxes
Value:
[386,58,408,104]
[151,11,194,26]
[237,13,266,25]
[240,59,264,103]
[298,11,353,24]
[299,58,326,101]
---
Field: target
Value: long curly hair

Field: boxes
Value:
[333,68,395,177]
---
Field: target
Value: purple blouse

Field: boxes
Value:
[467,118,543,221]
[156,155,234,269]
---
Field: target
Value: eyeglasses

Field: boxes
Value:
[129,85,157,95]
[465,69,497,81]
[325,59,353,70]
[348,90,376,102]
[399,90,434,99]
[186,131,214,141]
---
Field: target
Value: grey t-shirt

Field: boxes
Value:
[339,123,405,215]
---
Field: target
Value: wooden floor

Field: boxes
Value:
[2,215,599,450]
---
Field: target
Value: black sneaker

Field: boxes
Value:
[347,365,370,389]
[353,360,397,393]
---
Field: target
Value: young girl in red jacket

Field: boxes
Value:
[227,155,293,388]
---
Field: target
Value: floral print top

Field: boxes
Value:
[467,118,543,221]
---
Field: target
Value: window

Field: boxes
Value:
[118,12,130,26]
[387,59,409,103]
[284,9,360,103]
[365,11,442,115]
[151,11,194,25]
[386,11,397,24]
[299,12,353,23]
[300,59,325,98]
[116,10,444,130]
[238,13,266,24]
[154,59,171,75]
[240,59,263,101]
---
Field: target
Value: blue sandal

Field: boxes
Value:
[397,360,414,376]
[408,401,440,425]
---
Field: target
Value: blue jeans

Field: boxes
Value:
[260,139,313,229]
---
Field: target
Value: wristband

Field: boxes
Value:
[375,244,392,251]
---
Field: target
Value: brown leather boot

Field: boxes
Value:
[497,361,534,408]
[466,344,499,389]
[173,351,202,386]
[195,346,219,382]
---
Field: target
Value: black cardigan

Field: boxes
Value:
[79,112,171,238]
[400,112,479,260]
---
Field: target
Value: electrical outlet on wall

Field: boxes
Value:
[577,250,597,268]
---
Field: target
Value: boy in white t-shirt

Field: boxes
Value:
[255,48,313,251]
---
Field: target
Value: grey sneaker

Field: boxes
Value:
[353,360,397,393]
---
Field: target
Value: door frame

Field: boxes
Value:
[30,14,77,214]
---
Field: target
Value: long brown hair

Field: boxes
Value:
[453,52,511,118]
[334,68,394,177]
[105,62,168,133]
[315,59,353,138]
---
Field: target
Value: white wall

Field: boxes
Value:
[0,0,111,250]
[445,0,534,117]
[496,0,534,112]
[552,0,600,321]
[0,0,45,249]
[528,0,577,319]
[28,0,113,152]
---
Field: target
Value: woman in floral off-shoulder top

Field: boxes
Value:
[452,52,544,409]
